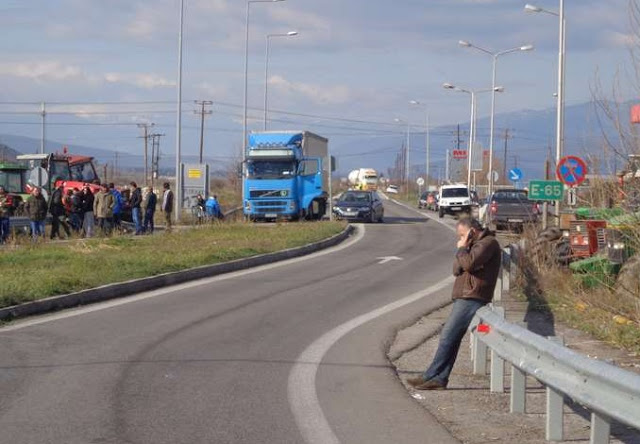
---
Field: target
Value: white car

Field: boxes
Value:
[438,184,472,218]
[385,185,399,194]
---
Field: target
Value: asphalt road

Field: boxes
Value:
[0,199,461,444]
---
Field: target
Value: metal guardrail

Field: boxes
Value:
[469,246,640,444]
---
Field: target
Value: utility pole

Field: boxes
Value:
[194,100,213,164]
[149,133,165,190]
[445,149,451,183]
[114,152,119,179]
[138,123,155,186]
[40,101,46,154]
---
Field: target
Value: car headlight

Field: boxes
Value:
[612,242,625,250]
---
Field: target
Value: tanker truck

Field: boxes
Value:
[348,168,378,191]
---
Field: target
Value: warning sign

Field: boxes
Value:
[188,169,202,179]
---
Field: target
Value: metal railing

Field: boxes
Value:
[469,246,640,444]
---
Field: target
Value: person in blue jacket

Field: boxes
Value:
[109,183,123,230]
[205,195,224,219]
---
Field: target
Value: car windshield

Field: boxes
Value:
[0,170,24,193]
[493,191,529,201]
[341,192,371,203]
[248,160,296,179]
[442,188,468,198]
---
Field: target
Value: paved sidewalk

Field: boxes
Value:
[389,295,640,444]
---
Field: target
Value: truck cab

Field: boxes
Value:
[244,131,329,221]
[0,162,28,215]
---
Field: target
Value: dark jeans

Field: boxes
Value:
[98,217,113,236]
[0,217,9,243]
[143,209,155,234]
[70,212,83,232]
[423,298,487,386]
[132,207,142,234]
[30,220,45,240]
[50,214,71,239]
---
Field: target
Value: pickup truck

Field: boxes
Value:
[483,189,539,231]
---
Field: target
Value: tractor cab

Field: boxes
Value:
[0,162,28,215]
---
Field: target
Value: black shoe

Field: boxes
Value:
[414,380,447,391]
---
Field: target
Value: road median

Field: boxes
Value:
[0,222,352,322]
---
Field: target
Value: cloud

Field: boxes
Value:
[268,75,351,105]
[104,72,175,89]
[0,61,85,82]
[606,31,636,48]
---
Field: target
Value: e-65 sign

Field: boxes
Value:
[528,180,564,201]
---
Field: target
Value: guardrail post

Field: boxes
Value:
[490,307,505,393]
[510,366,526,413]
[546,336,565,442]
[502,248,510,293]
[469,316,480,363]
[472,332,488,376]
[589,412,611,444]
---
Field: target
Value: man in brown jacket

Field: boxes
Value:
[408,218,501,390]
[93,183,115,235]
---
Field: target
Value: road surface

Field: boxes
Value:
[0,199,460,444]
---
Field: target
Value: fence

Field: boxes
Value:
[469,246,640,444]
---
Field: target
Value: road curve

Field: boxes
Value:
[0,200,460,444]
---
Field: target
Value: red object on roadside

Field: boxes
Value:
[477,324,491,334]
[631,104,640,124]
[490,201,498,214]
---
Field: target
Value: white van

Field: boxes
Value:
[438,184,471,218]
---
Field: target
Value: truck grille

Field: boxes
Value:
[253,200,287,207]
[250,190,287,198]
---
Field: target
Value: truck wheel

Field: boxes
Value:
[438,208,445,219]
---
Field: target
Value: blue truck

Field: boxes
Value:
[243,131,330,221]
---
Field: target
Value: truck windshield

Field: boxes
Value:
[0,171,24,193]
[248,161,296,179]
[442,188,468,198]
[70,161,98,183]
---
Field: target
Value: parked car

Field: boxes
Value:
[485,189,539,231]
[438,185,472,218]
[333,190,384,223]
[385,184,399,194]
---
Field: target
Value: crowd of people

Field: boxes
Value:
[17,181,176,242]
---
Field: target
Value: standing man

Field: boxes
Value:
[408,218,501,390]
[81,185,95,238]
[143,186,157,234]
[161,182,174,232]
[0,186,11,244]
[109,183,123,232]
[25,187,48,241]
[49,180,71,240]
[94,183,115,235]
[129,182,143,235]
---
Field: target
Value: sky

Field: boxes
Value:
[0,0,636,173]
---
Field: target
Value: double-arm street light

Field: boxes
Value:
[443,83,504,189]
[409,100,431,186]
[458,40,534,195]
[525,2,565,223]
[264,31,298,130]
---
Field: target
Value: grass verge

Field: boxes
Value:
[0,221,346,308]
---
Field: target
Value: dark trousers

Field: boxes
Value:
[70,212,83,232]
[132,207,142,234]
[143,209,155,234]
[50,214,71,239]
[0,217,9,243]
[423,298,487,386]
[98,217,113,235]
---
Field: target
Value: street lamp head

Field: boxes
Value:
[409,100,420,105]
[520,44,535,51]
[287,31,298,36]
[394,118,403,123]
[494,86,505,93]
[458,40,472,48]
[442,83,455,90]
[524,3,542,13]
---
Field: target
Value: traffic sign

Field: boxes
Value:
[509,168,523,182]
[556,156,588,187]
[416,177,425,186]
[486,170,499,182]
[529,180,564,201]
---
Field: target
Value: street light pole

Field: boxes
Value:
[410,100,430,186]
[525,2,565,223]
[264,31,298,130]
[175,0,184,221]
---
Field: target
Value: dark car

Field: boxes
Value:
[333,190,384,223]
[485,189,539,231]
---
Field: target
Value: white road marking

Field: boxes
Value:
[287,275,454,444]
[376,256,403,265]
[0,225,366,333]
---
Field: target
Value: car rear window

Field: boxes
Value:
[493,191,529,201]
[442,188,469,198]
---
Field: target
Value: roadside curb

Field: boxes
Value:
[0,224,354,322]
